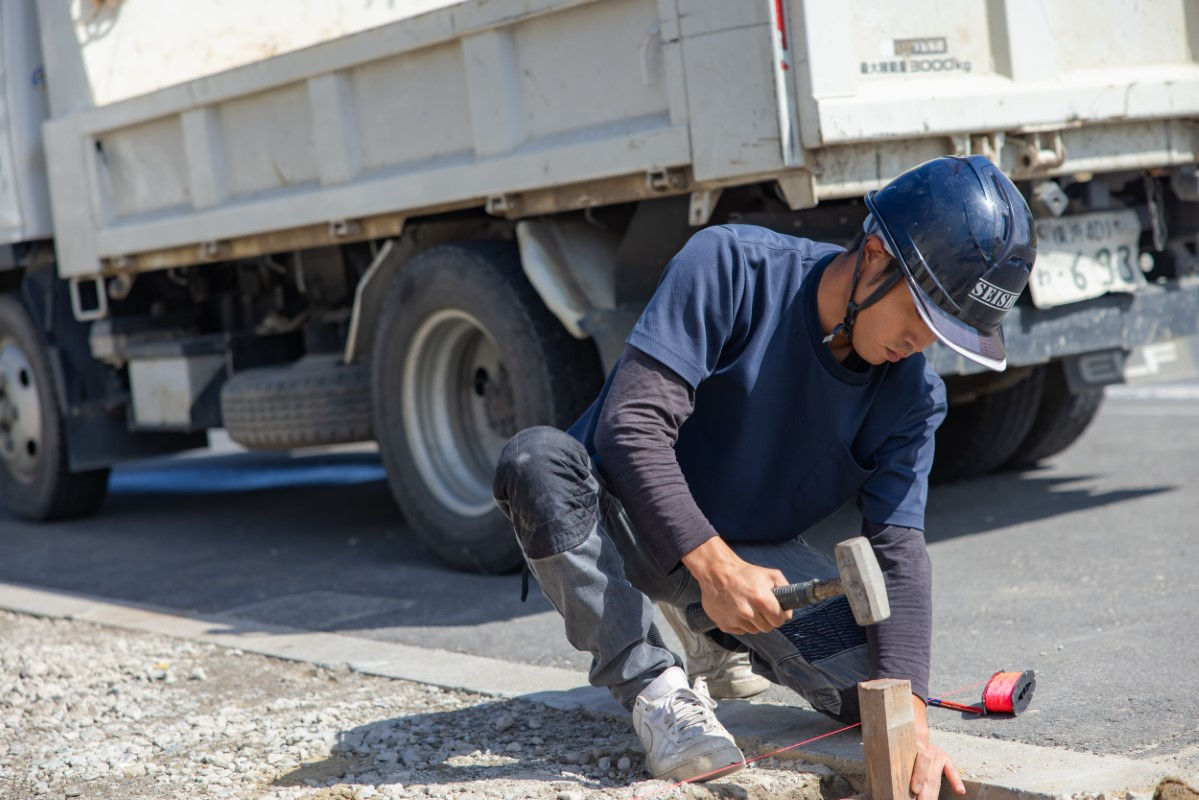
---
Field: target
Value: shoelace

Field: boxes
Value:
[664,680,719,742]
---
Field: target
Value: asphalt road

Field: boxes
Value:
[1,375,1196,775]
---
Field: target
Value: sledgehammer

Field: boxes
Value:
[685,537,890,633]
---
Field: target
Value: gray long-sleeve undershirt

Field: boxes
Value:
[593,346,932,699]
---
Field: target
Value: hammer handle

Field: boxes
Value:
[683,577,844,634]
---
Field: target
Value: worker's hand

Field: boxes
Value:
[680,537,791,634]
[910,695,966,800]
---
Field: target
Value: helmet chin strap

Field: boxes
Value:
[824,227,903,345]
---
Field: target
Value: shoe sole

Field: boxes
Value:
[653,748,746,783]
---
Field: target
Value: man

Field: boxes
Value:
[493,156,1036,797]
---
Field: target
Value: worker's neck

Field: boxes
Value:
[817,249,858,363]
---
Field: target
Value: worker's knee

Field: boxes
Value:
[493,426,599,559]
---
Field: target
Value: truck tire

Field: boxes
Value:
[1005,362,1104,468]
[0,295,109,521]
[373,241,602,574]
[220,356,374,450]
[930,369,1045,484]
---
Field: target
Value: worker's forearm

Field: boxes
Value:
[863,521,932,700]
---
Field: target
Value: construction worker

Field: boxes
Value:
[493,155,1036,797]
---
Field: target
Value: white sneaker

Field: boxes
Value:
[658,602,770,699]
[632,666,744,782]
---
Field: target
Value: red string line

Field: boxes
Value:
[629,721,862,800]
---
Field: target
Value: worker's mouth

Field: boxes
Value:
[884,347,902,362]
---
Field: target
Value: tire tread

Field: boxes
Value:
[220,357,374,451]
[1005,362,1104,468]
[931,370,1046,484]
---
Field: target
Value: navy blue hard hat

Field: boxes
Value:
[863,155,1037,371]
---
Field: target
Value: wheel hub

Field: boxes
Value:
[402,310,513,518]
[475,363,517,441]
[0,339,43,483]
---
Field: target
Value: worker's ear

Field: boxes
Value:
[861,234,896,283]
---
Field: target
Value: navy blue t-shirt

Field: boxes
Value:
[569,224,946,541]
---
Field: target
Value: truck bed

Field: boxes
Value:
[40,0,1199,280]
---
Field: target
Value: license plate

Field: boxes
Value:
[1029,210,1145,310]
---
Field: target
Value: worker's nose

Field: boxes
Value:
[907,325,937,353]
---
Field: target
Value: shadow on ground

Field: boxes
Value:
[804,466,1174,551]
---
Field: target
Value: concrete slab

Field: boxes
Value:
[0,580,1186,799]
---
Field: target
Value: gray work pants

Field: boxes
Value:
[492,426,869,720]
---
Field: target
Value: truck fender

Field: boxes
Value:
[514,218,635,373]
[343,235,417,365]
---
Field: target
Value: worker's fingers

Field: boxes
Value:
[942,755,966,795]
[916,757,943,800]
[725,611,770,635]
[910,746,932,797]
[738,608,778,635]
[757,572,790,628]
[911,744,964,800]
[763,614,783,633]
[705,604,772,633]
[749,596,784,630]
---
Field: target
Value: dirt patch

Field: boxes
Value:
[0,610,851,800]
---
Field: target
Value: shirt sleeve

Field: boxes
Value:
[624,226,746,390]
[857,369,947,531]
[856,366,944,700]
[593,347,719,572]
[862,520,932,701]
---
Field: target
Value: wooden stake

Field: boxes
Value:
[858,679,917,800]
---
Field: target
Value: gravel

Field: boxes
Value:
[0,610,852,800]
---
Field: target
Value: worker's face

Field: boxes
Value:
[853,237,938,365]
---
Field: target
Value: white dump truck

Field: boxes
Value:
[1,0,1196,572]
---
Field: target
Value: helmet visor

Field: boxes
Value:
[865,211,1009,372]
[903,274,1007,371]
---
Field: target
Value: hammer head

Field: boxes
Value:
[834,537,891,626]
